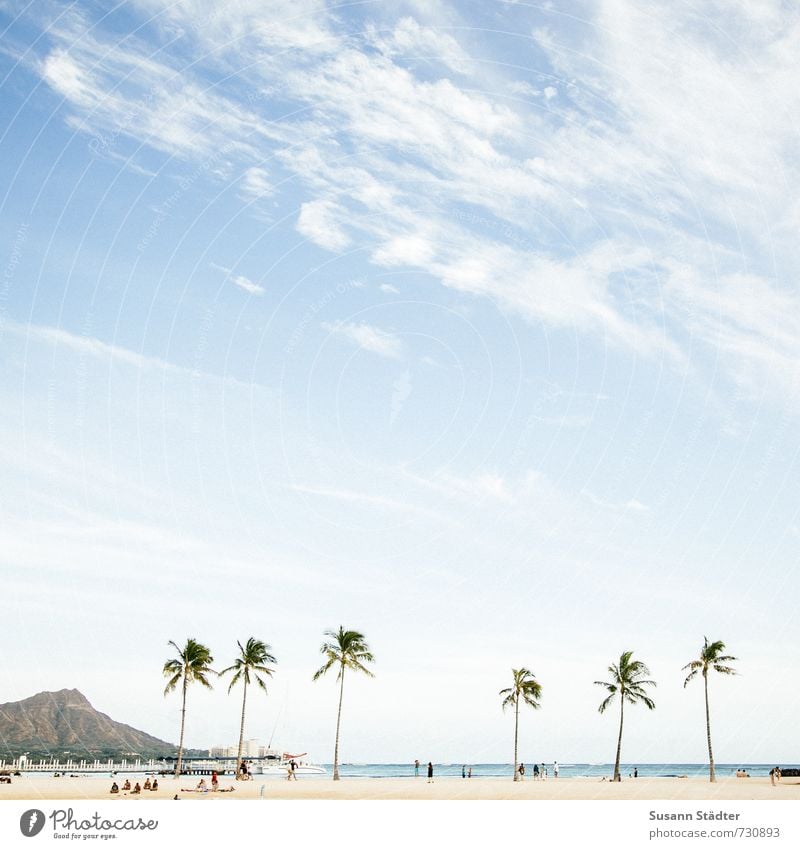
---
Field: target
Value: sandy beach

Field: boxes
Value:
[2,775,798,801]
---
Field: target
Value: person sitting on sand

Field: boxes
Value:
[143,778,151,790]
[110,782,119,794]
[151,779,159,791]
[132,783,141,794]
[122,780,131,791]
[197,778,208,792]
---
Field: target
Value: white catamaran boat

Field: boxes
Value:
[248,749,325,776]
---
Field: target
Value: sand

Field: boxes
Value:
[2,775,798,801]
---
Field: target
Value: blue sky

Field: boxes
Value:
[1,0,798,765]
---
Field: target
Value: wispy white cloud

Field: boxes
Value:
[230,275,265,295]
[6,321,263,388]
[366,16,471,75]
[211,262,265,295]
[19,322,175,372]
[28,1,800,406]
[582,490,649,513]
[239,166,272,200]
[321,321,403,359]
[136,0,338,54]
[296,199,351,251]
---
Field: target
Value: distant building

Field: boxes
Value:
[208,739,266,758]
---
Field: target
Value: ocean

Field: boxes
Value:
[320,763,789,779]
[19,763,793,780]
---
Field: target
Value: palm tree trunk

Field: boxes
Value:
[513,697,520,781]
[613,698,624,782]
[704,672,715,783]
[236,679,248,777]
[333,665,345,781]
[175,674,187,778]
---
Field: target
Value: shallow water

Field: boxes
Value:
[22,763,793,780]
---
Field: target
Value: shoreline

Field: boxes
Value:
[2,775,798,801]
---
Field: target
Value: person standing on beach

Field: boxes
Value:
[554,761,559,778]
[533,763,539,780]
[427,762,434,783]
[415,759,420,777]
[462,765,466,778]
[634,767,638,778]
[468,767,472,778]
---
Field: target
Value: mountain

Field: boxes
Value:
[0,689,181,758]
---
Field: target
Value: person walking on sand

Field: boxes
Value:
[415,759,420,777]
[468,767,472,779]
[533,763,539,780]
[427,762,434,783]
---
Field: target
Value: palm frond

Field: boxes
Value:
[500,692,516,712]
[596,651,655,711]
[313,626,375,682]
[163,672,181,695]
[500,667,542,712]
[598,692,615,714]
[226,669,242,694]
[685,637,738,688]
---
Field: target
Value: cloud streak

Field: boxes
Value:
[322,321,403,359]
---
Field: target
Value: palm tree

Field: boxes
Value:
[683,637,737,783]
[221,638,277,778]
[312,626,375,780]
[595,650,656,782]
[163,638,215,778]
[499,668,542,780]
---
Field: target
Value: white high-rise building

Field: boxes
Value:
[208,739,264,759]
